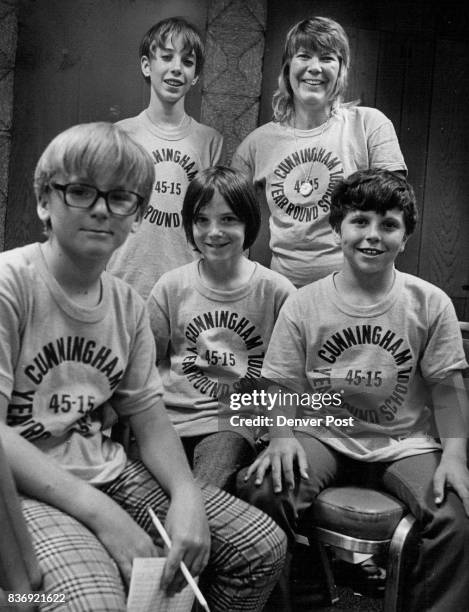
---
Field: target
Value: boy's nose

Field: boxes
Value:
[208,222,223,235]
[171,57,182,73]
[365,223,380,241]
[90,195,109,216]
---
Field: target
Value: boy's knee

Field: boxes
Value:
[442,494,469,541]
[242,504,288,581]
[22,498,126,611]
[422,491,469,557]
[263,520,288,576]
[236,470,297,546]
[236,469,280,513]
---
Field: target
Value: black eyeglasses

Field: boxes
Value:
[50,183,143,217]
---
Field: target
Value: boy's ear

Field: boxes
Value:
[36,192,51,226]
[332,226,342,244]
[399,235,408,253]
[140,55,151,78]
[130,210,143,233]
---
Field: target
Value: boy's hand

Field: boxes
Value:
[0,420,159,587]
[433,453,469,516]
[244,437,309,492]
[129,404,211,593]
[93,508,159,586]
[430,373,469,514]
[160,486,211,594]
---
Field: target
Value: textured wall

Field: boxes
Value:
[0,0,17,252]
[201,0,267,162]
[2,1,267,247]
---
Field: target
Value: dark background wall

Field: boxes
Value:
[6,0,208,250]
[5,0,469,317]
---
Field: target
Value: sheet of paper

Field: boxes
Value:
[127,557,196,612]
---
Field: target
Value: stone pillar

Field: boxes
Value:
[0,0,17,251]
[201,0,267,162]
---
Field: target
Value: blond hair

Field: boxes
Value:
[34,122,154,208]
[272,17,351,124]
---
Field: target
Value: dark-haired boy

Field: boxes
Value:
[109,17,223,299]
[240,169,469,611]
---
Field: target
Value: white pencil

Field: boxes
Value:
[147,507,210,612]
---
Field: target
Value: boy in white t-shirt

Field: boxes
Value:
[108,17,223,299]
[239,169,469,611]
[0,122,285,611]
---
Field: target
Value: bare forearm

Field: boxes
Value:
[130,402,211,584]
[0,402,160,584]
[131,402,200,499]
[440,436,468,461]
[0,421,124,530]
[432,372,469,442]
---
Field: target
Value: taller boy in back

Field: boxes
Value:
[240,169,469,611]
[109,17,223,299]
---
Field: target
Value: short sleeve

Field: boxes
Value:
[262,296,308,392]
[147,279,171,365]
[420,301,468,381]
[231,138,254,183]
[272,276,297,319]
[111,306,163,417]
[0,260,27,402]
[366,111,407,174]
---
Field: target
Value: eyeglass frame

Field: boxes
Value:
[49,182,144,217]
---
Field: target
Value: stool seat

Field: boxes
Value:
[312,486,407,540]
[303,485,416,611]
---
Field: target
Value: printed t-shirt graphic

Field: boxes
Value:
[232,106,407,286]
[262,272,467,461]
[1,243,162,484]
[148,261,295,438]
[108,111,223,299]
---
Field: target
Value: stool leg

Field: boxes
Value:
[383,514,416,612]
[317,543,339,605]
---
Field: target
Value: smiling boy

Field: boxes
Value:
[0,122,286,610]
[239,169,469,611]
[108,17,223,299]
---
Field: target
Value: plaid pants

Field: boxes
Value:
[21,459,286,612]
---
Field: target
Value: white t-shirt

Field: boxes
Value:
[232,106,407,287]
[262,271,467,461]
[147,261,295,438]
[0,243,163,484]
[108,111,223,299]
